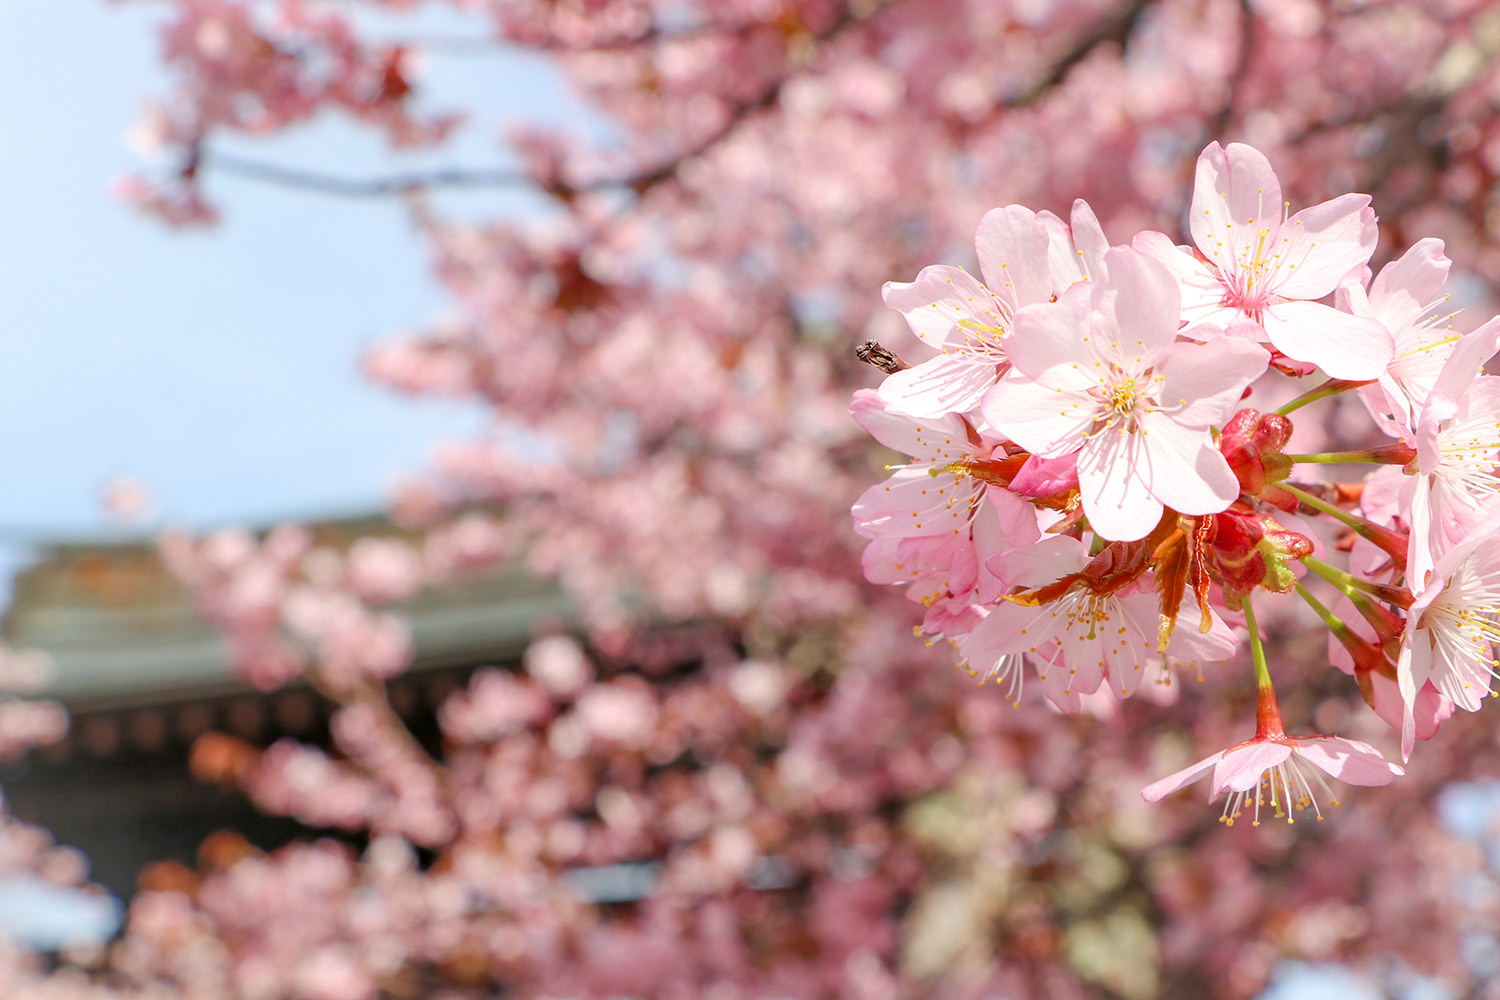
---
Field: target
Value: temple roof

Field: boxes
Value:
[0,515,574,712]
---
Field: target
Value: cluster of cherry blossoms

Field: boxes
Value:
[854,140,1500,826]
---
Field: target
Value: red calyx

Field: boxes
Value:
[1220,408,1297,511]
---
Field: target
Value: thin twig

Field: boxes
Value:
[1004,0,1153,108]
[197,1,886,202]
[205,150,534,198]
[1205,0,1255,140]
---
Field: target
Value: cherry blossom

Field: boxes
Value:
[1345,238,1464,437]
[849,389,1038,544]
[877,205,1052,417]
[982,246,1269,540]
[1398,511,1500,757]
[47,1,1500,996]
[1142,733,1403,826]
[1404,320,1500,586]
[1135,141,1392,379]
[958,535,1235,709]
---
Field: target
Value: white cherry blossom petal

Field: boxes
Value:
[1261,299,1393,379]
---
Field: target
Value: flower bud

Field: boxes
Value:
[1219,408,1297,511]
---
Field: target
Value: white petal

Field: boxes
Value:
[981,374,1094,458]
[1004,298,1096,388]
[848,389,970,458]
[1188,142,1284,281]
[881,265,1011,350]
[877,352,1001,418]
[1135,411,1240,516]
[1091,247,1181,373]
[975,204,1052,308]
[1261,300,1393,379]
[1077,427,1162,541]
[1272,194,1378,300]
[1141,752,1218,802]
[1133,230,1227,327]
[1153,338,1269,428]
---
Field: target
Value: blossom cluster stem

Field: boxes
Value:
[1303,556,1414,611]
[1274,379,1368,416]
[1282,483,1408,566]
[1241,596,1285,739]
[1294,580,1389,672]
[1285,443,1417,466]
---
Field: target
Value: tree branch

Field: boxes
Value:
[204,149,535,198]
[1205,0,1255,140]
[1004,0,1153,108]
[195,1,888,202]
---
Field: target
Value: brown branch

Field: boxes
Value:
[1205,0,1255,140]
[204,150,535,198]
[366,16,769,55]
[855,340,911,373]
[1004,0,1154,108]
[196,1,890,202]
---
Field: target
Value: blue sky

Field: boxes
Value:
[0,0,580,543]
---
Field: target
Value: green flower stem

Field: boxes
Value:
[1242,596,1285,738]
[1293,579,1348,634]
[1281,482,1409,566]
[1285,443,1417,466]
[1302,556,1413,611]
[1294,580,1389,672]
[1274,378,1369,416]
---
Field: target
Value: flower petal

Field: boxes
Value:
[882,264,1011,351]
[1069,199,1110,282]
[849,389,970,458]
[878,351,1002,418]
[1368,237,1451,325]
[958,599,1063,669]
[1003,298,1096,388]
[1091,247,1181,373]
[975,204,1052,308]
[1040,199,1111,290]
[1291,737,1402,787]
[1261,300,1393,380]
[1212,741,1292,794]
[1154,337,1270,428]
[983,533,1088,589]
[981,374,1094,458]
[1429,316,1500,406]
[851,467,970,538]
[1134,411,1240,516]
[1008,452,1079,497]
[1105,592,1163,698]
[1140,752,1218,802]
[1189,141,1284,279]
[1164,601,1238,662]
[1132,230,1227,328]
[1272,194,1378,300]
[1077,425,1162,541]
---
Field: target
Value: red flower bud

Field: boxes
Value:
[1219,409,1297,511]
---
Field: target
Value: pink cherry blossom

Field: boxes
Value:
[958,535,1236,711]
[982,246,1269,540]
[1325,596,1454,745]
[1345,238,1463,437]
[1398,509,1500,758]
[849,389,1040,544]
[1405,319,1500,586]
[62,2,1500,995]
[1143,733,1402,825]
[1134,141,1392,379]
[878,205,1052,417]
